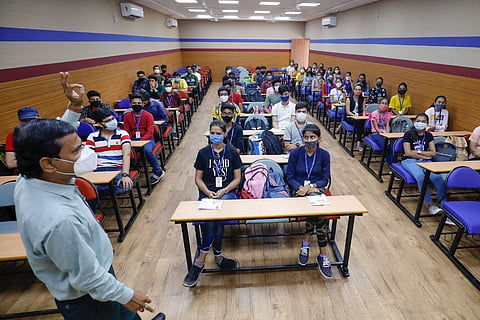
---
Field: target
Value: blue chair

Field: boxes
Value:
[431,166,480,289]
[77,122,96,141]
[0,180,16,221]
[325,106,343,137]
[116,98,131,109]
[360,120,384,175]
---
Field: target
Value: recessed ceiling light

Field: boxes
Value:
[223,15,239,18]
[274,16,290,20]
[222,9,238,12]
[285,11,302,14]
[249,15,265,20]
[259,1,280,5]
[254,10,270,13]
[175,0,197,3]
[197,14,213,18]
[218,0,239,4]
[298,2,320,7]
[188,8,206,12]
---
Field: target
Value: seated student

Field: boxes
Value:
[390,82,412,115]
[183,120,242,287]
[272,85,295,129]
[369,97,393,147]
[123,93,165,185]
[147,75,165,99]
[159,81,183,133]
[222,66,234,83]
[264,78,282,113]
[255,66,267,87]
[136,91,168,132]
[402,113,446,215]
[329,78,346,104]
[295,67,306,95]
[260,70,273,94]
[369,77,387,104]
[311,71,323,93]
[425,95,448,132]
[357,73,370,98]
[132,70,150,93]
[345,83,366,151]
[80,90,116,125]
[229,73,245,96]
[5,107,40,170]
[86,109,133,195]
[301,70,314,93]
[321,73,335,108]
[250,66,261,84]
[183,65,199,90]
[343,72,354,95]
[285,124,332,278]
[150,64,165,83]
[160,64,172,81]
[284,102,310,152]
[212,86,241,121]
[223,80,244,106]
[191,63,202,82]
[469,125,480,160]
[170,72,188,91]
[222,103,244,153]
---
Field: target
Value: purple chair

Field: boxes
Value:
[431,166,480,289]
[360,120,384,176]
[116,98,131,109]
[77,122,96,141]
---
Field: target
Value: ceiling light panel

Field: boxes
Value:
[218,0,239,4]
[285,11,302,14]
[188,8,206,12]
[222,9,238,12]
[223,15,239,18]
[254,10,270,13]
[249,15,265,19]
[298,2,320,7]
[175,0,197,3]
[274,17,290,20]
[259,1,280,5]
[197,14,213,18]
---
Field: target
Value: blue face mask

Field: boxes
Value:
[435,103,445,110]
[280,95,289,102]
[414,122,427,131]
[105,119,118,131]
[209,134,224,145]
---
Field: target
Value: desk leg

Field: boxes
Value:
[109,182,126,242]
[139,147,152,195]
[377,137,390,183]
[181,223,193,270]
[350,120,357,157]
[332,107,339,139]
[341,215,356,277]
[414,170,431,227]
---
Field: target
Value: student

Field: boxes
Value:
[285,124,332,278]
[147,75,165,99]
[265,77,280,96]
[222,103,244,153]
[345,83,366,151]
[223,80,244,106]
[390,82,412,115]
[301,70,314,93]
[80,90,116,125]
[264,78,282,113]
[86,109,133,195]
[123,93,165,185]
[369,97,393,147]
[311,71,323,92]
[222,66,234,83]
[295,67,306,95]
[469,125,480,160]
[402,113,446,215]
[357,73,370,98]
[321,73,335,108]
[425,95,449,132]
[160,64,171,81]
[343,72,354,95]
[329,78,346,104]
[132,71,149,93]
[251,66,261,84]
[138,91,169,132]
[183,65,199,88]
[212,86,241,121]
[170,72,188,91]
[260,70,273,94]
[283,102,309,152]
[228,73,245,96]
[183,120,242,287]
[369,77,387,104]
[256,66,267,87]
[272,85,295,129]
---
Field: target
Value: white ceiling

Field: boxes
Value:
[134,0,380,22]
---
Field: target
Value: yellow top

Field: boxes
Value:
[389,94,412,113]
[211,103,241,121]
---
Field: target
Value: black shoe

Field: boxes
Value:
[216,255,239,269]
[152,312,166,320]
[183,264,204,287]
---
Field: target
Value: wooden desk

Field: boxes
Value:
[113,108,128,113]
[154,120,165,126]
[0,233,26,261]
[0,175,17,185]
[131,140,152,195]
[239,113,272,118]
[204,129,284,137]
[240,154,289,165]
[410,161,480,227]
[171,196,367,277]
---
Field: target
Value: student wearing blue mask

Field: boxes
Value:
[401,113,446,215]
[425,96,449,132]
[272,85,296,129]
[183,120,242,287]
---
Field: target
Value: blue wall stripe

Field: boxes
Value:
[310,36,480,48]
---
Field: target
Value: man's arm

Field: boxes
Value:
[59,72,83,127]
[118,140,133,191]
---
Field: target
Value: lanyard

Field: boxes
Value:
[416,134,426,151]
[378,112,387,130]
[134,111,143,131]
[294,121,305,143]
[398,95,405,112]
[166,95,172,107]
[304,149,317,181]
[211,145,225,176]
[434,110,441,125]
[228,126,235,144]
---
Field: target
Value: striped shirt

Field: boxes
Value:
[86,129,131,168]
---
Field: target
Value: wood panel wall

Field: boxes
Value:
[310,52,480,132]
[182,50,291,83]
[0,52,183,142]
[291,39,310,69]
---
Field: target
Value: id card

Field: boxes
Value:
[135,131,141,139]
[304,180,311,186]
[216,177,223,188]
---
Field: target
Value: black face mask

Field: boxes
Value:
[90,100,102,108]
[398,89,407,95]
[223,115,233,123]
[132,104,143,113]
[376,82,383,87]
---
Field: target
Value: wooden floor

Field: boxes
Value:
[1,83,480,319]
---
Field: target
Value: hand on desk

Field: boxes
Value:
[124,290,154,313]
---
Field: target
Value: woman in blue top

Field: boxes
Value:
[183,120,242,288]
[286,124,332,278]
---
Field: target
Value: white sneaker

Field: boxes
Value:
[429,205,443,215]
[445,218,455,226]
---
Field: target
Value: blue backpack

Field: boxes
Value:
[433,137,456,162]
[263,169,290,198]
[247,133,263,155]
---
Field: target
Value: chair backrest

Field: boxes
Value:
[365,103,379,114]
[445,166,480,189]
[117,98,131,109]
[75,176,99,213]
[77,122,96,140]
[0,181,16,207]
[392,137,405,162]
[177,90,188,99]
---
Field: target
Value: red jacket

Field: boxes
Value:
[123,110,155,140]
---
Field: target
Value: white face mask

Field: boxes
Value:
[295,112,307,122]
[219,95,229,102]
[336,82,342,88]
[55,146,97,176]
[154,69,160,74]
[274,85,280,92]
[165,87,172,93]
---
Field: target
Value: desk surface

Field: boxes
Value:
[154,120,165,126]
[417,160,480,173]
[0,175,17,185]
[240,154,289,164]
[0,233,27,261]
[380,131,471,139]
[166,107,179,111]
[239,113,273,117]
[131,140,150,148]
[204,129,284,137]
[170,196,367,222]
[80,171,119,184]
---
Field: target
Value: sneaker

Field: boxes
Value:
[215,255,239,269]
[298,246,310,266]
[151,312,166,320]
[445,218,456,226]
[183,264,204,287]
[356,145,364,152]
[158,170,166,181]
[429,205,443,215]
[317,255,332,279]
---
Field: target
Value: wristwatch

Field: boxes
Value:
[295,143,300,147]
[121,172,130,178]
[309,183,315,188]
[417,150,422,154]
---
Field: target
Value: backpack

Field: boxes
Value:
[214,102,240,119]
[247,133,263,155]
[245,102,265,114]
[245,84,264,102]
[433,137,457,162]
[390,116,413,133]
[240,162,269,199]
[445,136,469,161]
[263,169,290,198]
[261,130,283,155]
[244,114,268,130]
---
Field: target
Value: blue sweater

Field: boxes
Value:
[286,146,331,191]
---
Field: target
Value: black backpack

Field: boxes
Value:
[261,130,283,155]
[244,114,269,130]
[245,84,264,102]
[391,116,413,133]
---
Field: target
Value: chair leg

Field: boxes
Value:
[450,227,465,256]
[396,179,405,202]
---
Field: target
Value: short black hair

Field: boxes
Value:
[221,102,235,113]
[153,65,160,69]
[218,86,230,96]
[278,85,290,95]
[14,119,76,179]
[137,71,145,76]
[272,78,282,86]
[295,102,308,111]
[376,76,384,81]
[92,108,113,123]
[172,72,180,77]
[147,75,158,81]
[222,80,232,86]
[398,82,408,90]
[129,92,144,102]
[302,123,321,137]
[87,90,101,99]
[161,64,167,69]
[265,70,273,75]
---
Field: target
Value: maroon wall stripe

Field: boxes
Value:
[181,48,290,52]
[0,49,181,82]
[310,50,480,79]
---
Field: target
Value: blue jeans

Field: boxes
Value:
[94,167,131,195]
[141,139,163,176]
[55,267,140,320]
[401,158,446,205]
[198,192,238,255]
